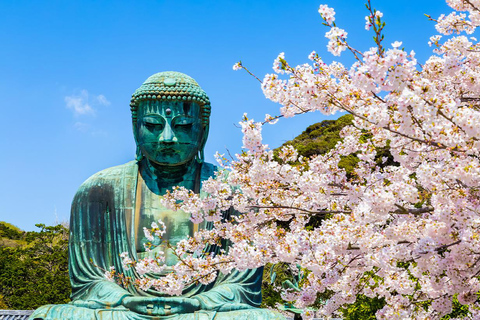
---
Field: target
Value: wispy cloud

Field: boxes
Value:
[65,90,95,116]
[96,94,111,106]
[65,90,110,116]
[66,90,111,133]
[74,121,89,132]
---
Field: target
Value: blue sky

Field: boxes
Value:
[0,0,452,231]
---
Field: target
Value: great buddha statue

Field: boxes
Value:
[30,72,285,320]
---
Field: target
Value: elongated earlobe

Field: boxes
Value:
[136,146,143,162]
[196,125,209,164]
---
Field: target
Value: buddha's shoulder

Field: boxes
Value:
[78,161,138,191]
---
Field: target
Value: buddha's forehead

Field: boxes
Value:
[138,100,200,117]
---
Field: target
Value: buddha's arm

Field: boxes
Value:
[68,176,134,308]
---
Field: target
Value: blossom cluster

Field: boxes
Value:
[111,1,480,318]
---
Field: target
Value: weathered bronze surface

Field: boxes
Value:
[30,72,285,320]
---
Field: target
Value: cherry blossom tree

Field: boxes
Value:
[117,1,480,318]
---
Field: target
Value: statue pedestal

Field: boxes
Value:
[30,303,287,319]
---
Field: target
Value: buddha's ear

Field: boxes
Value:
[197,124,209,164]
[133,128,145,162]
[135,146,143,162]
[132,108,143,162]
[132,121,138,143]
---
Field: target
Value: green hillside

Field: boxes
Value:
[280,114,354,158]
[274,114,360,174]
[0,222,27,248]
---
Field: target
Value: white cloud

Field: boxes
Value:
[65,90,95,116]
[96,94,111,106]
[65,90,110,116]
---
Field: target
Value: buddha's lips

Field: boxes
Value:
[142,142,195,146]
[155,143,197,154]
[156,148,179,154]
[141,142,195,149]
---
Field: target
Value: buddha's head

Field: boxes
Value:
[130,72,211,166]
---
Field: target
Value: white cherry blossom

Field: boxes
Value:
[112,1,480,318]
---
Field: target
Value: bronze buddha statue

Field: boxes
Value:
[30,72,284,320]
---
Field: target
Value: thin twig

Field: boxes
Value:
[393,204,434,215]
[240,64,262,83]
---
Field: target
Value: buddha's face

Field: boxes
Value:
[136,100,204,166]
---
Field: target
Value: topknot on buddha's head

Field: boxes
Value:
[130,71,211,127]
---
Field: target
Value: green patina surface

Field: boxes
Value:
[30,72,285,320]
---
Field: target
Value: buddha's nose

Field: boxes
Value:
[159,123,177,144]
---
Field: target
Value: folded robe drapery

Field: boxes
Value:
[30,161,284,320]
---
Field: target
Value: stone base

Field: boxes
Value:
[29,304,286,320]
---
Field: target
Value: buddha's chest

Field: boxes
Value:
[134,185,195,266]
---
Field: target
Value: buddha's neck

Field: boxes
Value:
[139,158,199,195]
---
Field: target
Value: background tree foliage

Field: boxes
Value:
[0,222,70,310]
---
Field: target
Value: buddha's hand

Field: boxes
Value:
[122,296,200,316]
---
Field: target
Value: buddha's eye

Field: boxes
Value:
[143,117,164,130]
[173,117,194,129]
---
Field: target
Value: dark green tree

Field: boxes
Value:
[0,223,71,310]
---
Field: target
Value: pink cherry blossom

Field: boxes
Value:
[111,1,480,318]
